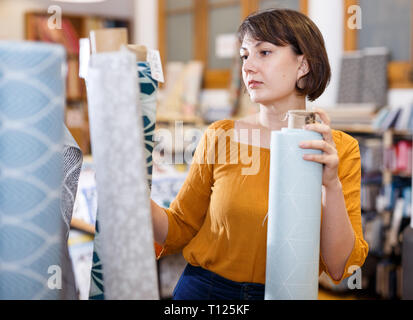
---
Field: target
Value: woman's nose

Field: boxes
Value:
[242,56,257,74]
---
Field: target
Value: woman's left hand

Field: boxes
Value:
[299,108,340,189]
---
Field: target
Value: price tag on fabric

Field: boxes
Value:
[147,49,164,83]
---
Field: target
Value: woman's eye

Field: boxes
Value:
[260,50,271,56]
[240,55,248,61]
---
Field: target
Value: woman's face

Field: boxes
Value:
[240,34,307,106]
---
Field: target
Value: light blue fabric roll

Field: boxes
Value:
[265,128,323,300]
[0,41,65,299]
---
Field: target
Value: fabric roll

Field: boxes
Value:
[137,61,158,189]
[338,48,389,107]
[89,61,159,300]
[360,47,389,107]
[0,41,66,299]
[86,49,159,300]
[89,214,104,299]
[337,51,363,104]
[265,128,323,300]
[61,126,83,237]
[60,126,83,299]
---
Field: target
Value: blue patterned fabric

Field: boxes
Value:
[265,128,323,300]
[137,61,158,189]
[0,41,66,299]
[88,60,158,300]
[89,217,104,300]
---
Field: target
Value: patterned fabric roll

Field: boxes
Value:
[360,48,389,107]
[0,41,66,299]
[137,61,158,189]
[87,49,158,300]
[61,126,83,237]
[60,126,83,299]
[337,51,363,104]
[265,128,323,300]
[337,48,388,107]
[89,61,158,300]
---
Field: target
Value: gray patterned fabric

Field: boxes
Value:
[61,125,83,299]
[62,126,83,236]
[337,51,363,104]
[360,48,389,107]
[86,49,159,300]
[89,61,159,300]
[337,48,389,107]
[159,253,187,299]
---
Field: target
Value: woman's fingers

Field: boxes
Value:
[305,123,335,145]
[312,107,331,126]
[299,139,336,154]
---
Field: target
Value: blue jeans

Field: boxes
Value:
[173,263,265,300]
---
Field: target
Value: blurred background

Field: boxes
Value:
[1,0,413,300]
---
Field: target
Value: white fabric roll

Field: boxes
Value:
[86,49,159,299]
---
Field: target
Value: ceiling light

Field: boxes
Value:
[53,0,107,3]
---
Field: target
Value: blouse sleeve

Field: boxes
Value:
[156,124,215,258]
[319,133,369,285]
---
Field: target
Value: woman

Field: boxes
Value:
[151,9,369,300]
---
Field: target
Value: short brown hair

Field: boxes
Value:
[238,9,331,101]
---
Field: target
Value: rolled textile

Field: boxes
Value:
[61,126,83,237]
[0,41,66,299]
[86,49,159,299]
[60,126,83,299]
[89,212,104,299]
[137,61,158,189]
[360,48,389,107]
[265,128,323,300]
[89,60,159,300]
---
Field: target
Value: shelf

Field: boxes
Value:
[332,124,376,134]
[332,124,413,137]
[156,114,205,125]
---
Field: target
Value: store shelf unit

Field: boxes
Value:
[24,11,132,155]
[327,126,412,299]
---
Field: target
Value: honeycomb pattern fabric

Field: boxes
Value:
[0,41,66,299]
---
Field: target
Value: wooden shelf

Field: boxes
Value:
[332,124,413,137]
[332,124,376,134]
[156,114,205,125]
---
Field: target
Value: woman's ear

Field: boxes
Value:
[297,55,309,80]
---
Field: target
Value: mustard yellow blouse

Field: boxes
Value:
[158,119,369,285]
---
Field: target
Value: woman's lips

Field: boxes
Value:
[248,80,263,89]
